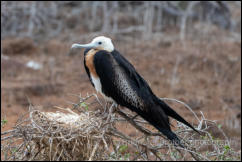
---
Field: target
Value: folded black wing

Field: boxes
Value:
[93,50,155,110]
[93,50,173,138]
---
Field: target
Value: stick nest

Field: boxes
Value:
[1,94,240,161]
[2,107,110,161]
[28,109,107,160]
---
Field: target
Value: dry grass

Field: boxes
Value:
[1,94,241,161]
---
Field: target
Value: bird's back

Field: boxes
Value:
[84,48,197,147]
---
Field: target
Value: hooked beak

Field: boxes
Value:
[71,42,96,49]
[69,42,97,56]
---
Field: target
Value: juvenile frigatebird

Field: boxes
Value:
[71,36,198,146]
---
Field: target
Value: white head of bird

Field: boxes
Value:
[71,36,114,52]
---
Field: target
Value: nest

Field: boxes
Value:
[2,107,111,161]
[30,109,109,160]
[1,94,240,161]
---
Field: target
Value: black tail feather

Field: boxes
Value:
[154,125,184,148]
[155,97,200,134]
[136,104,185,148]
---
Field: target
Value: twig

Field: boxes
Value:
[1,93,240,161]
[160,97,200,122]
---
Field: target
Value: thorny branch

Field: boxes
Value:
[1,93,240,161]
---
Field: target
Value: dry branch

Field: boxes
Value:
[1,2,240,41]
[1,94,241,161]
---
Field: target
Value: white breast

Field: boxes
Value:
[91,75,114,102]
[91,75,102,93]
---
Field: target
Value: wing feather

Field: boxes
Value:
[94,50,154,108]
[93,50,177,141]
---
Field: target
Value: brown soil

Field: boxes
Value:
[1,35,241,150]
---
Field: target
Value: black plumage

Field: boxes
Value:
[83,48,199,147]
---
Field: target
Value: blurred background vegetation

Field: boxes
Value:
[1,1,241,41]
[1,1,241,158]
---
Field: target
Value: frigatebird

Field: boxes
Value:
[71,36,199,146]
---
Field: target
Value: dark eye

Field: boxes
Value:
[98,42,102,45]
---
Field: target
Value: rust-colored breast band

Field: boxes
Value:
[85,49,98,78]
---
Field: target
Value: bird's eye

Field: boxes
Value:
[98,42,102,45]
